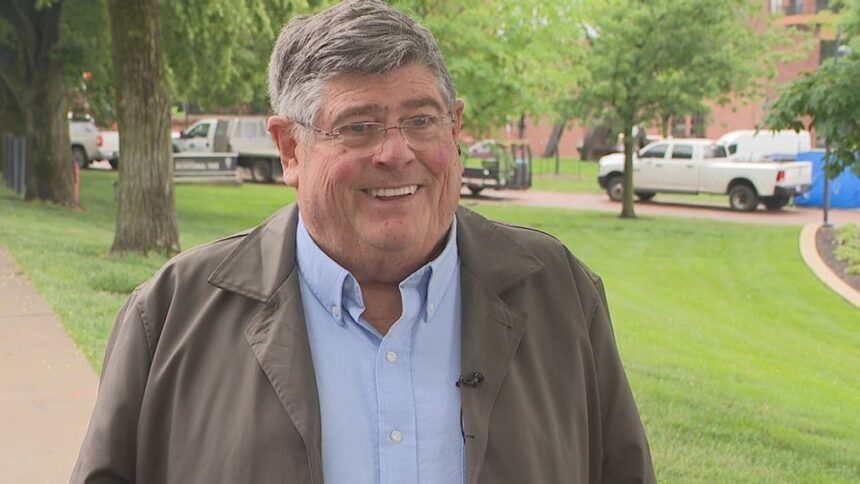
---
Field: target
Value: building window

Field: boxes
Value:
[770,0,783,14]
[787,0,805,15]
[820,40,837,63]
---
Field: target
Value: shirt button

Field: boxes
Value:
[385,351,397,364]
[331,305,340,318]
[428,303,436,314]
[389,430,403,443]
[344,280,353,290]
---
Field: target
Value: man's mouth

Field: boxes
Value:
[364,185,419,200]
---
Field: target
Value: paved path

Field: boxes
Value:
[0,246,98,483]
[465,189,860,226]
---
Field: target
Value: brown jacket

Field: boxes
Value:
[72,204,654,483]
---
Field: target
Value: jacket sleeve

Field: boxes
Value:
[587,273,657,484]
[70,288,153,483]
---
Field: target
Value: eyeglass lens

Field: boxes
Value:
[336,116,451,154]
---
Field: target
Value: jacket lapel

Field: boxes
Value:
[459,269,526,484]
[209,205,323,483]
[244,270,323,484]
[456,207,544,484]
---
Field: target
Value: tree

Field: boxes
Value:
[59,0,115,124]
[0,0,74,205]
[766,0,860,177]
[394,0,584,138]
[107,0,179,254]
[161,0,324,113]
[570,0,788,218]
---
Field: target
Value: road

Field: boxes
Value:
[463,189,860,226]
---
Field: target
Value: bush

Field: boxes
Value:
[834,224,860,275]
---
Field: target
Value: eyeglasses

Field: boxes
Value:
[301,114,455,156]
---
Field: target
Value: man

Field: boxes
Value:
[72,1,655,483]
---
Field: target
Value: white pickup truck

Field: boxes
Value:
[69,113,102,169]
[597,138,813,211]
[173,117,282,182]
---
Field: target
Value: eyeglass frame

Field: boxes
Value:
[295,113,457,153]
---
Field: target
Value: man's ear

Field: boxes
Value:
[267,115,300,187]
[452,99,465,139]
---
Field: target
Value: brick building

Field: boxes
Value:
[502,0,839,159]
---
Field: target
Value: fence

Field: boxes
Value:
[3,134,26,199]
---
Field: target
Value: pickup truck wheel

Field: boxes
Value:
[108,159,119,170]
[762,195,790,210]
[468,186,484,196]
[729,185,758,211]
[606,175,624,202]
[250,159,272,183]
[635,191,655,201]
[72,146,88,169]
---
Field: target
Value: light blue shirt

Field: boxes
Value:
[296,216,463,484]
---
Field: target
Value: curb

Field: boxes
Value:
[799,223,860,309]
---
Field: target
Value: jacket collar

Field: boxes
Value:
[455,205,545,292]
[207,204,299,301]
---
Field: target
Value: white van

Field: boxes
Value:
[717,129,811,162]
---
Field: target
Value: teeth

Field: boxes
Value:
[368,185,418,198]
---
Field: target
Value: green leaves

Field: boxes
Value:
[766,10,860,179]
[161,0,318,111]
[393,0,585,137]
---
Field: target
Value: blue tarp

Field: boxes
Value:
[793,150,860,208]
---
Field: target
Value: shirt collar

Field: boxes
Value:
[295,213,459,326]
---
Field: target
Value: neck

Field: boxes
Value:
[359,282,402,335]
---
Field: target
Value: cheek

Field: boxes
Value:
[299,152,359,195]
[427,149,463,182]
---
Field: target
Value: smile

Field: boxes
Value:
[365,185,419,199]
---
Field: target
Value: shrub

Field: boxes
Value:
[834,224,860,275]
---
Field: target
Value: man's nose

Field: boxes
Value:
[371,127,414,167]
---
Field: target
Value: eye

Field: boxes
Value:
[405,116,433,129]
[340,122,377,135]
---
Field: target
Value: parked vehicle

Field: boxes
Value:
[467,139,498,158]
[717,129,812,162]
[173,117,281,182]
[69,113,102,169]
[462,140,532,195]
[99,131,120,169]
[597,138,813,211]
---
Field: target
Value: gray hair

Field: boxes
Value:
[267,0,456,140]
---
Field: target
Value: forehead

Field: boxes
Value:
[318,64,446,124]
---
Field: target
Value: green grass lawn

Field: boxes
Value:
[531,157,603,194]
[2,170,858,482]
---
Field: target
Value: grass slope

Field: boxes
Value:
[1,170,858,482]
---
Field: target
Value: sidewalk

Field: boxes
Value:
[0,245,98,483]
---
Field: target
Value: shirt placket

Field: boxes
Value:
[375,279,422,484]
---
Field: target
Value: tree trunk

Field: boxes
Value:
[517,113,526,139]
[108,0,179,255]
[542,121,566,158]
[620,122,636,219]
[660,113,671,139]
[19,1,75,205]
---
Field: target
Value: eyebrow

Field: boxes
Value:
[329,104,385,128]
[401,97,445,113]
[328,97,447,127]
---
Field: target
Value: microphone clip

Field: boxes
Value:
[456,371,484,388]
